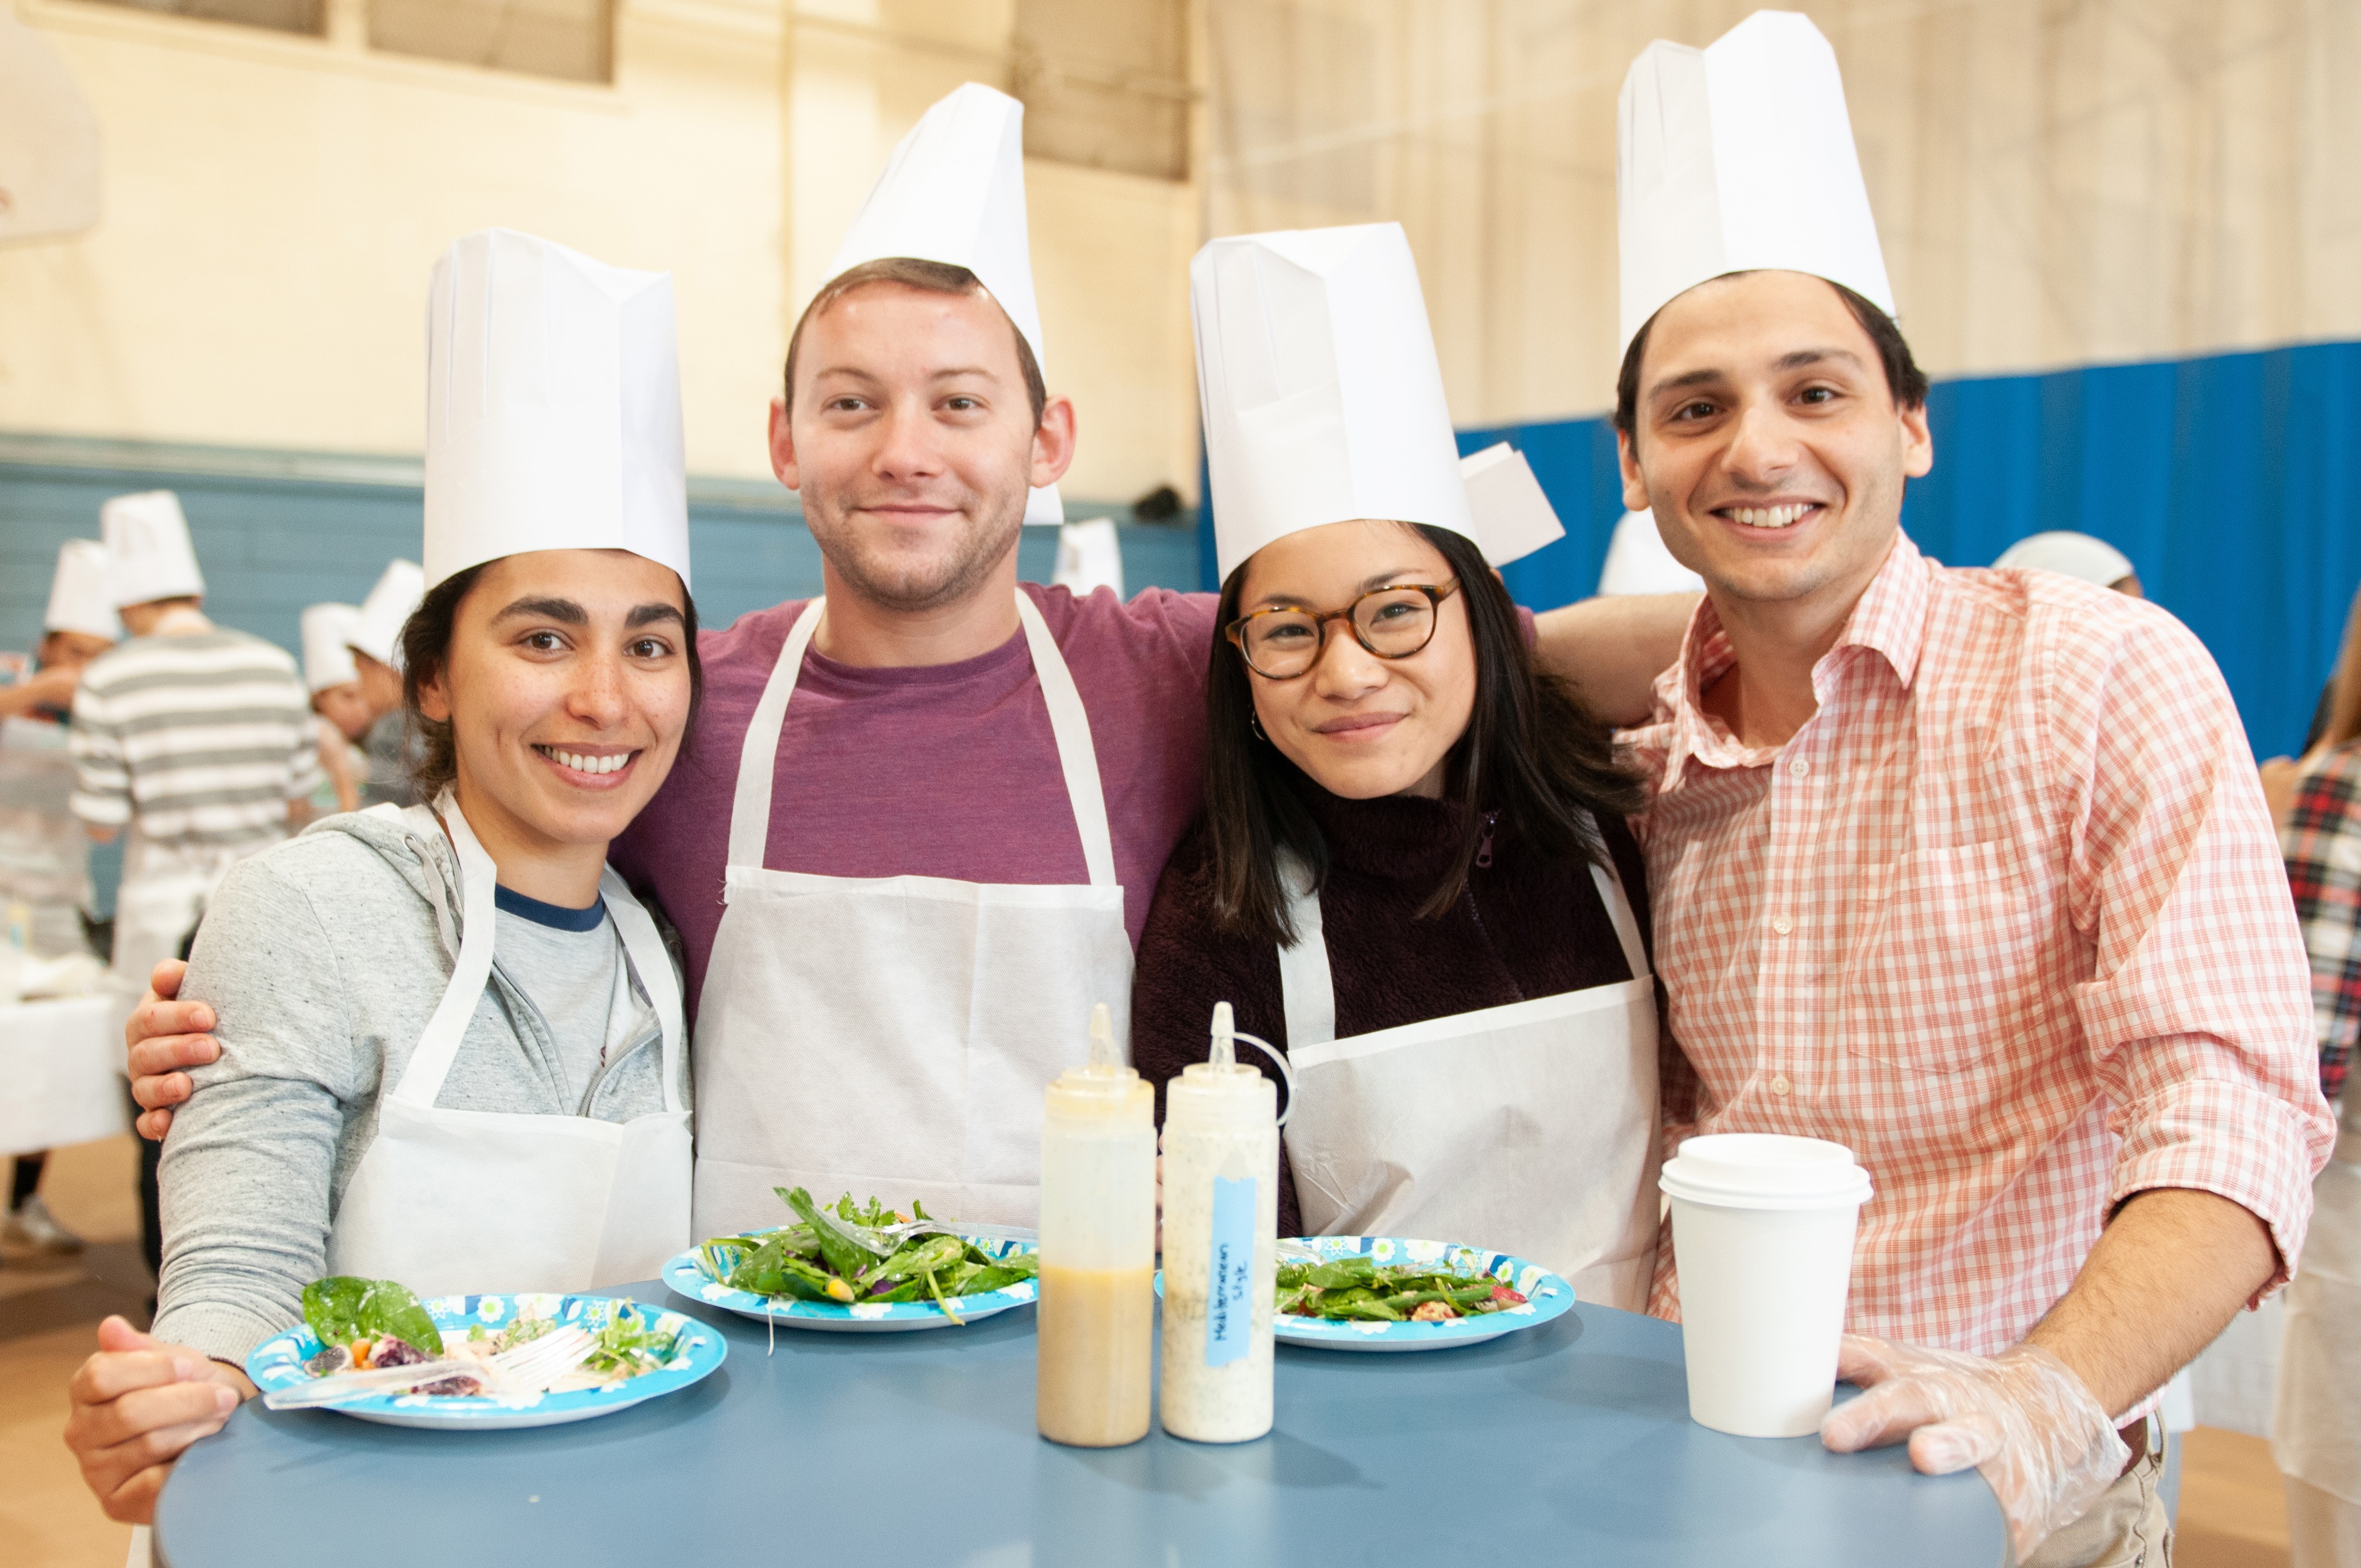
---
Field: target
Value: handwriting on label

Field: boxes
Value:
[1206,1175,1255,1367]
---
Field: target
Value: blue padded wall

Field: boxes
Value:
[1425,339,2361,759]
[0,449,1200,660]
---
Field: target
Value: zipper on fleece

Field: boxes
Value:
[1463,812,1522,1003]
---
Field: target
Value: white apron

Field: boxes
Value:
[2276,1101,2361,1506]
[1277,836,1661,1310]
[690,592,1134,1235]
[325,799,692,1297]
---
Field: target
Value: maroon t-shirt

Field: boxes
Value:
[609,583,1220,1017]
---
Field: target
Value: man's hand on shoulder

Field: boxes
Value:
[126,959,221,1141]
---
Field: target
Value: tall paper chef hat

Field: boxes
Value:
[44,539,120,641]
[101,490,204,608]
[826,82,1061,526]
[301,603,362,694]
[349,559,424,670]
[424,229,690,591]
[1194,223,1477,582]
[1459,444,1565,568]
[1618,10,1892,353]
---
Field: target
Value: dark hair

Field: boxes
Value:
[1202,522,1646,945]
[781,257,1047,429]
[1614,275,1928,440]
[399,561,703,799]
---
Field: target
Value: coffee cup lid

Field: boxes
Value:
[1658,1133,1873,1212]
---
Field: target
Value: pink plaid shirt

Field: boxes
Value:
[1627,532,2333,1356]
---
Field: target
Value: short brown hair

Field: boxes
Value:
[781,257,1047,428]
[1614,275,1929,439]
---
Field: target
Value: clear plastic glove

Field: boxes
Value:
[1820,1333,2129,1563]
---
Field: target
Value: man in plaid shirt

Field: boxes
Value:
[1613,14,2331,1564]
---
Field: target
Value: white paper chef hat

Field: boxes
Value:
[44,540,120,641]
[1618,10,1892,353]
[1598,511,1707,595]
[424,229,691,592]
[1458,444,1566,567]
[826,82,1062,526]
[1195,223,1478,582]
[300,603,362,694]
[350,560,424,670]
[100,491,204,608]
[1993,531,2136,588]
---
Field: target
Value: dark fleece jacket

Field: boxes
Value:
[1131,779,1653,1238]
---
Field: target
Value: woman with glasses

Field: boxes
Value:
[1131,224,1662,1306]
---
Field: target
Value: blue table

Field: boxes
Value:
[157,1282,2006,1566]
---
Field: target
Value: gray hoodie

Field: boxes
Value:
[153,804,689,1365]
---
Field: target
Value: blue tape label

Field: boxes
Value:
[1206,1175,1256,1367]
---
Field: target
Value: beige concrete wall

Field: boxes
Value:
[0,0,790,479]
[0,0,1207,501]
[1205,0,2361,428]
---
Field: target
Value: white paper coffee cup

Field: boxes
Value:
[1659,1133,1873,1438]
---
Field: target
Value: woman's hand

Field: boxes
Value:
[65,1316,255,1524]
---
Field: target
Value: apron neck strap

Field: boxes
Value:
[724,591,1119,887]
[726,598,826,873]
[1013,591,1118,887]
[1274,849,1337,1050]
[1584,815,1650,982]
[598,867,686,1114]
[384,791,499,1109]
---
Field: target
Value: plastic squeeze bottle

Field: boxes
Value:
[1160,1002,1287,1442]
[1035,1003,1156,1446]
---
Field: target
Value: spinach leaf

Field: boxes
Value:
[301,1275,443,1356]
[782,1187,877,1281]
[301,1276,369,1346]
[356,1279,444,1356]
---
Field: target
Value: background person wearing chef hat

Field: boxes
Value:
[70,490,321,1297]
[299,603,371,815]
[120,85,1689,1235]
[1609,13,2328,1563]
[64,228,700,1538]
[1993,531,2144,598]
[0,538,118,724]
[346,559,427,808]
[0,539,121,1260]
[1131,223,1662,1308]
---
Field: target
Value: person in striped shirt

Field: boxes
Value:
[69,490,319,1002]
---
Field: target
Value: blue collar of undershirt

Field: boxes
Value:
[493,883,607,932]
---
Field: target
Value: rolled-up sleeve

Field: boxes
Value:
[2052,608,2335,1294]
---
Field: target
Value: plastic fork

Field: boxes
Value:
[265,1324,597,1409]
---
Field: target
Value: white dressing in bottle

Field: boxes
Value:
[1159,1002,1288,1442]
[1036,1003,1156,1447]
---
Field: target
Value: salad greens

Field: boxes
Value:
[1274,1256,1527,1323]
[301,1275,445,1356]
[696,1188,1039,1323]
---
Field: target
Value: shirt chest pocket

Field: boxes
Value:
[1841,842,2041,1076]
